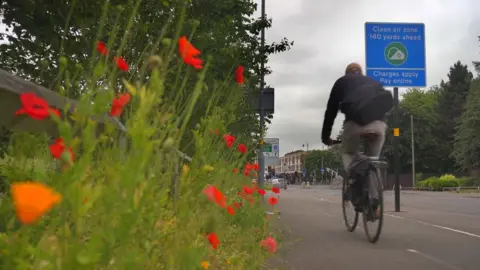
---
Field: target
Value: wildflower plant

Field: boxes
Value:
[0,2,278,269]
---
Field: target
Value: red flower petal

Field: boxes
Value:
[235,65,244,85]
[227,206,235,216]
[257,189,266,196]
[207,232,220,249]
[178,36,201,58]
[272,187,280,194]
[268,197,278,206]
[110,93,131,117]
[223,134,235,148]
[237,144,247,154]
[243,185,254,195]
[183,56,203,69]
[97,41,108,56]
[203,185,227,208]
[15,93,61,120]
[114,56,129,72]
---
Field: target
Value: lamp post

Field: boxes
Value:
[302,142,309,152]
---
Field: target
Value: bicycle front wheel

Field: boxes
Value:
[362,167,384,243]
[342,177,359,232]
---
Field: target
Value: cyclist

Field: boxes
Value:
[321,63,391,216]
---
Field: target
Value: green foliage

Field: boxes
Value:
[383,61,475,174]
[304,149,342,176]
[0,0,294,158]
[0,2,282,268]
[453,78,480,170]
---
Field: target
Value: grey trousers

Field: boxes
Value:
[342,120,387,199]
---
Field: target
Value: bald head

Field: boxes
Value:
[345,63,363,75]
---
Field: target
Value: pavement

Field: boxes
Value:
[265,185,480,270]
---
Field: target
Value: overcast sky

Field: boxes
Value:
[256,0,480,156]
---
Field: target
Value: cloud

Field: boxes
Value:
[256,0,480,156]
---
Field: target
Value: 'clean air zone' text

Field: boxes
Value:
[368,26,422,41]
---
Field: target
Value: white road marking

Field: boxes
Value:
[386,214,480,239]
[323,212,333,217]
[310,196,333,203]
[406,249,462,270]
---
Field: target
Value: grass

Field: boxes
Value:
[0,3,278,269]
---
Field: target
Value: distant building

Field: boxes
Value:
[279,150,307,174]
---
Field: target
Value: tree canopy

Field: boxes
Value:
[0,0,293,157]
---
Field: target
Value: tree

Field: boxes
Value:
[383,87,443,173]
[0,0,293,157]
[453,79,480,175]
[435,61,473,171]
[304,149,342,177]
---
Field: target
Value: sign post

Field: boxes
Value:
[365,22,426,212]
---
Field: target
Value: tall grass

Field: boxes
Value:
[0,2,276,269]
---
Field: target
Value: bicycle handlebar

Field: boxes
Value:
[329,140,342,145]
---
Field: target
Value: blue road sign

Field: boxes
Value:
[273,145,278,151]
[320,168,324,173]
[365,22,426,87]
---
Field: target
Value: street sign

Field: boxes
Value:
[320,168,324,173]
[302,167,306,177]
[365,22,426,87]
[263,138,279,158]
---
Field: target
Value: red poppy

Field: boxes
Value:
[203,185,227,208]
[272,187,280,194]
[49,138,75,162]
[114,56,129,72]
[234,202,242,209]
[253,163,259,171]
[257,189,266,196]
[268,197,278,206]
[110,92,131,117]
[261,236,277,253]
[227,206,235,216]
[178,36,201,58]
[207,232,220,249]
[15,93,60,120]
[97,41,108,56]
[178,36,203,69]
[232,168,239,173]
[235,65,244,85]
[223,134,235,148]
[237,144,247,154]
[183,55,203,69]
[243,185,254,195]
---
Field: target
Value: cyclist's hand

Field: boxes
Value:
[322,138,334,146]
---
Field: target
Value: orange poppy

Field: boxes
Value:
[11,182,62,225]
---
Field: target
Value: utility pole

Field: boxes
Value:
[257,0,266,188]
[393,87,400,212]
[411,114,416,188]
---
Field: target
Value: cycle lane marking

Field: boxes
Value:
[385,214,480,239]
[406,249,463,270]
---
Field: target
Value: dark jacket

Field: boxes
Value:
[321,74,383,142]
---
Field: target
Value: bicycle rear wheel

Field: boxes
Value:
[342,177,359,232]
[362,167,384,243]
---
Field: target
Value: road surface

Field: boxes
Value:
[266,185,480,270]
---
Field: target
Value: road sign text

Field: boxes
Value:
[365,22,426,87]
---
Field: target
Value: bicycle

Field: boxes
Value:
[331,135,387,243]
